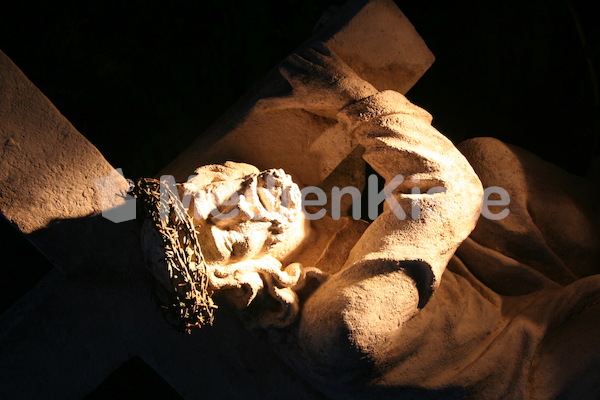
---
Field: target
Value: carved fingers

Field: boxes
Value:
[255,42,376,117]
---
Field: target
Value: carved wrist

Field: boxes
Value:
[337,90,432,131]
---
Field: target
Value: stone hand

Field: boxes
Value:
[256,43,377,117]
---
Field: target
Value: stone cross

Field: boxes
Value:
[0,0,433,397]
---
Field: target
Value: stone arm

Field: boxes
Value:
[263,44,483,394]
[289,90,484,392]
[337,89,483,285]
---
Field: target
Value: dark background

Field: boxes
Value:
[0,0,598,398]
[1,0,598,179]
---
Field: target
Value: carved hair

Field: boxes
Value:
[142,162,325,328]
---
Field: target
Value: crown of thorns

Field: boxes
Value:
[130,178,216,334]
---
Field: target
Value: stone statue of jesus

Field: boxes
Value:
[143,43,600,399]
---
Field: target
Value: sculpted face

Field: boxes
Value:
[186,167,308,265]
[140,163,313,325]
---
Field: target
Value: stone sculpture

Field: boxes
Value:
[1,1,598,398]
[142,43,600,399]
[151,42,482,330]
